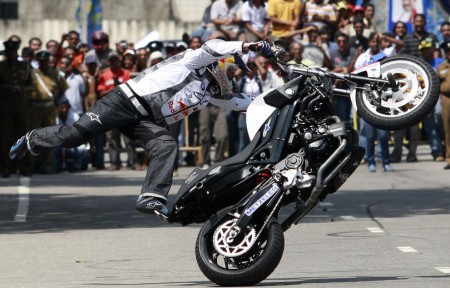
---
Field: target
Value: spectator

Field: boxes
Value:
[96,52,133,170]
[86,31,112,70]
[349,17,369,52]
[54,31,81,64]
[362,3,376,36]
[267,0,303,40]
[437,41,450,169]
[288,41,314,66]
[254,54,282,91]
[439,22,450,56]
[318,26,337,57]
[419,38,445,162]
[191,0,216,42]
[379,32,404,55]
[241,0,270,42]
[30,50,68,174]
[0,40,33,177]
[59,55,86,116]
[210,0,245,41]
[53,97,89,172]
[330,32,359,123]
[303,0,337,30]
[21,47,35,68]
[188,36,203,50]
[46,40,59,55]
[63,47,76,62]
[122,49,136,73]
[81,54,104,170]
[71,42,89,72]
[354,33,393,172]
[115,40,129,57]
[147,40,163,54]
[236,61,262,152]
[149,51,165,67]
[301,26,332,68]
[400,14,438,58]
[135,47,150,72]
[28,37,42,52]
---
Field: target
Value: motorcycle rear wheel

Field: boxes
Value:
[355,54,440,131]
[195,211,284,286]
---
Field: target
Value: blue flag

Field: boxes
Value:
[75,0,82,39]
[87,0,103,47]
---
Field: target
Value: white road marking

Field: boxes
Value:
[340,215,357,220]
[397,246,418,253]
[435,267,450,274]
[367,227,384,233]
[14,176,30,222]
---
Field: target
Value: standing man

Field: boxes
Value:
[267,0,303,40]
[97,52,132,170]
[437,41,450,170]
[59,56,86,116]
[0,40,33,177]
[30,51,68,174]
[401,14,439,58]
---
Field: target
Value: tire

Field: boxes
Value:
[355,54,440,131]
[195,211,284,286]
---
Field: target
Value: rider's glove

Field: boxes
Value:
[257,41,272,57]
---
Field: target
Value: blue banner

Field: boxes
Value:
[87,0,103,47]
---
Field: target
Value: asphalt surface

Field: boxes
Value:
[1,145,449,288]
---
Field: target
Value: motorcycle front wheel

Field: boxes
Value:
[195,210,284,286]
[355,54,440,131]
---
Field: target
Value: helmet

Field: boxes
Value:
[207,55,249,95]
[91,31,109,49]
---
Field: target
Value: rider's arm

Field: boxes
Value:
[209,93,255,111]
[183,40,256,70]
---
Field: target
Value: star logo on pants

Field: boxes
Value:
[86,112,102,125]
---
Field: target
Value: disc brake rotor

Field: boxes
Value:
[380,68,421,110]
[213,219,257,258]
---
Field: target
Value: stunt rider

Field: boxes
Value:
[10,39,273,217]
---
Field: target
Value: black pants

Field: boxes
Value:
[28,88,178,199]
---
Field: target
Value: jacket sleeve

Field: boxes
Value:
[183,39,245,70]
[209,92,256,111]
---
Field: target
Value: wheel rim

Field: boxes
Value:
[213,219,257,258]
[361,59,430,118]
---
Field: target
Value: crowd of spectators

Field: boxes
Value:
[1,0,450,177]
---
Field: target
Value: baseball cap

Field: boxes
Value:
[418,37,435,50]
[149,51,164,62]
[84,53,98,64]
[56,96,71,107]
[108,51,120,60]
[123,49,135,56]
[36,50,51,60]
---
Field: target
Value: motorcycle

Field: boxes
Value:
[161,47,440,286]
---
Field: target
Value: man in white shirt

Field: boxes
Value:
[59,56,86,116]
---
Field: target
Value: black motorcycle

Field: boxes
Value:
[161,48,440,286]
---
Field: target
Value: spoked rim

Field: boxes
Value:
[362,60,430,118]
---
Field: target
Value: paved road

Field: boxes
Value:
[1,146,449,288]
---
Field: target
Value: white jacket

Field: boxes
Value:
[122,40,255,125]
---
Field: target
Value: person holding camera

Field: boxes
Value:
[0,40,34,177]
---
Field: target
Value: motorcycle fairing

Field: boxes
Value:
[246,76,306,140]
